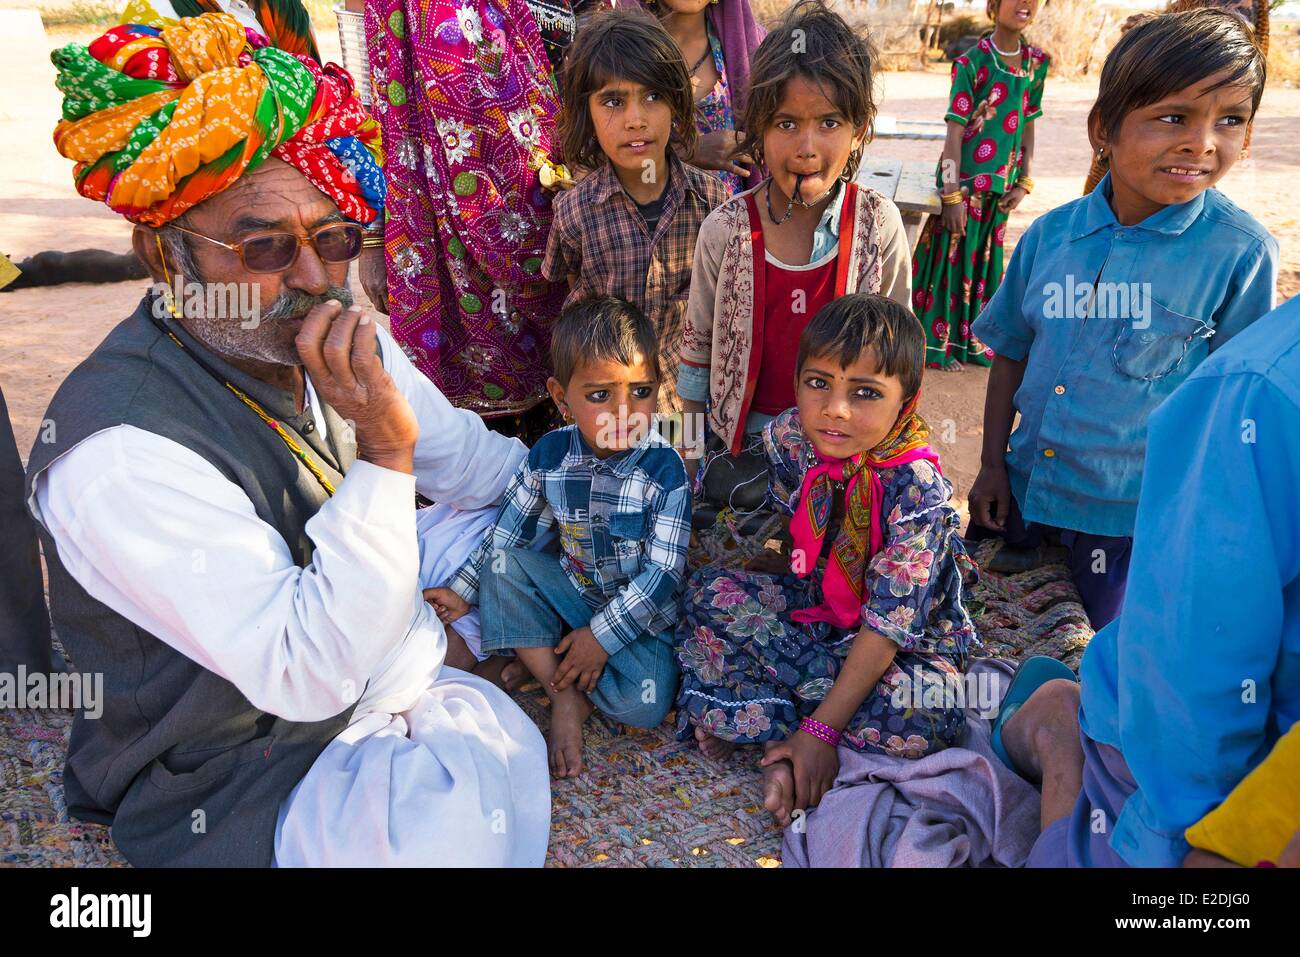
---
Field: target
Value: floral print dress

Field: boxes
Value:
[911,35,1049,369]
[694,27,744,197]
[674,408,978,758]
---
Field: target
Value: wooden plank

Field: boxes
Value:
[873,130,946,141]
[854,157,901,201]
[895,160,942,216]
[901,211,925,252]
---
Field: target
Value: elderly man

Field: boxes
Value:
[26,13,549,866]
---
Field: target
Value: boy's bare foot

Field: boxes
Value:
[471,655,532,692]
[761,742,796,826]
[694,724,736,761]
[501,659,529,692]
[443,623,477,671]
[548,691,594,779]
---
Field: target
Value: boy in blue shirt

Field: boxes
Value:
[427,297,691,778]
[999,292,1300,868]
[967,9,1277,629]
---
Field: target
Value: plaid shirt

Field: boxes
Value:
[447,426,692,654]
[542,153,728,412]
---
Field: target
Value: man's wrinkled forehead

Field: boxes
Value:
[192,157,341,234]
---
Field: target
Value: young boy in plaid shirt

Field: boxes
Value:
[427,298,692,778]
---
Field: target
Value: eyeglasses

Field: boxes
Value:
[167,222,364,273]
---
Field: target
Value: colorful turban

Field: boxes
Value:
[51,12,384,227]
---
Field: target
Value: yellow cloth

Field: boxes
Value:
[1185,722,1300,866]
[0,254,20,291]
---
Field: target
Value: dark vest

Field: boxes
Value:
[25,295,362,867]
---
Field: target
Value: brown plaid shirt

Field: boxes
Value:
[542,153,728,412]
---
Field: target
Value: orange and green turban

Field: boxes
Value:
[51,11,384,227]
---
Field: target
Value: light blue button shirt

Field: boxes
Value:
[973,174,1277,536]
[1078,294,1300,867]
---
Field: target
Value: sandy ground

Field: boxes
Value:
[2,12,1298,515]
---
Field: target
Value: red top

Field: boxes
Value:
[750,252,839,415]
[730,182,858,453]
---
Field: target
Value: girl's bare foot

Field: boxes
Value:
[694,724,736,761]
[761,742,796,826]
[548,691,594,779]
[941,359,965,372]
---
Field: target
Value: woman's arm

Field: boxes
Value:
[939,120,967,237]
[999,121,1034,212]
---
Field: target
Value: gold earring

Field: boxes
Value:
[155,233,180,318]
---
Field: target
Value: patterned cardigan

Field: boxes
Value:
[678,181,913,454]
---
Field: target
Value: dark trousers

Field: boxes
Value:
[967,495,1131,631]
[0,384,54,672]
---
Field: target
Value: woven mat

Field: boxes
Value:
[0,537,1092,868]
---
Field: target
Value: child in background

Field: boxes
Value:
[675,295,976,825]
[648,0,766,197]
[544,7,728,414]
[427,298,691,778]
[967,8,1276,630]
[912,0,1048,370]
[677,0,912,468]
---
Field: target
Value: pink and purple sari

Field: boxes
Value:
[364,0,566,416]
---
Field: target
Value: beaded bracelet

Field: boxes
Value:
[798,716,842,747]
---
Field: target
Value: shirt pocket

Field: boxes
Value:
[608,510,648,576]
[1111,299,1214,382]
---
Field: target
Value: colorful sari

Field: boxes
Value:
[365,0,567,417]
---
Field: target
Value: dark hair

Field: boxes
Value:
[1090,8,1265,144]
[558,7,698,171]
[739,0,877,181]
[796,294,925,400]
[550,296,660,386]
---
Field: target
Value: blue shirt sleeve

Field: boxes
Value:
[971,219,1038,362]
[1207,235,1278,353]
[1092,369,1300,867]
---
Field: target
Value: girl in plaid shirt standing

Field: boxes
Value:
[544,7,728,414]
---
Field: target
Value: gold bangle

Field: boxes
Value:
[361,236,386,248]
[940,191,964,206]
[1016,176,1034,194]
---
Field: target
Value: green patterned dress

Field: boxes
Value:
[912,35,1049,369]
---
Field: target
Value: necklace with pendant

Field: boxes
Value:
[765,174,836,226]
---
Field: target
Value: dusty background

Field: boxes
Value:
[2,8,1298,516]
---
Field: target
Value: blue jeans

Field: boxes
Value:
[478,548,678,728]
